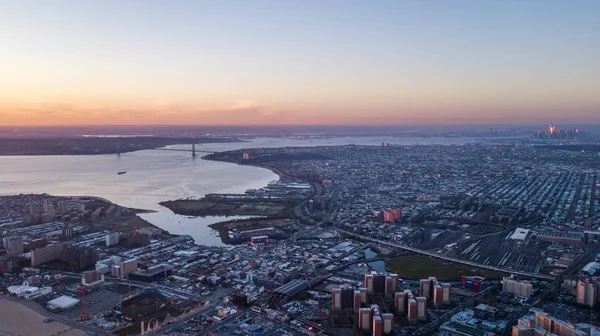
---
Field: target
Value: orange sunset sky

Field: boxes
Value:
[1,1,599,125]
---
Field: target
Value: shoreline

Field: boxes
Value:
[0,155,282,246]
[200,154,286,180]
[0,296,85,336]
[1,149,289,247]
[0,137,246,157]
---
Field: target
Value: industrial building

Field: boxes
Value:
[535,230,584,246]
[47,295,80,312]
[250,235,269,246]
[7,285,52,299]
[462,276,488,292]
[509,228,531,241]
[274,279,310,296]
[129,263,173,282]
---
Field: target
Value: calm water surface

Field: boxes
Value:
[0,136,504,246]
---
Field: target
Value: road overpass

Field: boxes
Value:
[338,229,555,280]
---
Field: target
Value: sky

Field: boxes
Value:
[1,0,599,126]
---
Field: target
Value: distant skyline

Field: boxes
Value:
[1,0,599,125]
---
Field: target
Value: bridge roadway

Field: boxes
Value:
[338,229,555,280]
[152,148,214,154]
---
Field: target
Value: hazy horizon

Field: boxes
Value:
[2,1,599,125]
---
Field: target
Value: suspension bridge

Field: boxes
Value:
[117,143,215,157]
[152,143,216,157]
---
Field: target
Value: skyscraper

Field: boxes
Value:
[441,283,451,304]
[373,274,386,294]
[358,308,372,330]
[31,243,65,266]
[43,199,53,211]
[394,291,407,316]
[372,315,382,336]
[2,236,23,256]
[119,259,138,278]
[407,298,418,324]
[503,275,534,298]
[419,278,431,299]
[30,203,43,215]
[416,296,427,321]
[577,279,597,308]
[105,232,120,247]
[385,276,394,297]
[58,201,69,214]
[365,274,375,293]
[359,287,368,303]
[354,290,362,313]
[62,225,74,239]
[433,284,443,308]
[381,313,394,335]
[332,288,342,310]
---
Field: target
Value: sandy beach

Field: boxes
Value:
[0,297,85,336]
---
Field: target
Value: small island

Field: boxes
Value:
[159,195,295,217]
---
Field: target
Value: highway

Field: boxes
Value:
[338,229,556,280]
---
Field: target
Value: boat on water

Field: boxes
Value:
[117,171,127,175]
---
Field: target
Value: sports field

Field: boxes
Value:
[385,255,508,281]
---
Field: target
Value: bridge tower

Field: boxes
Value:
[117,144,121,156]
[192,143,196,158]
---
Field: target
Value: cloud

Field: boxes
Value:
[2,99,599,125]
[0,99,285,125]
